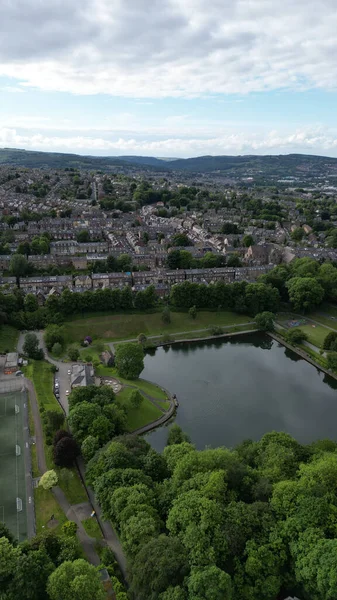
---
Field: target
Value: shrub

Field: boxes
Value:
[62,521,78,537]
[323,331,337,350]
[285,328,308,345]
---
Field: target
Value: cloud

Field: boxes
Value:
[1,0,337,97]
[2,126,337,157]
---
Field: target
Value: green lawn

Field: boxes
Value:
[297,324,328,348]
[65,310,251,343]
[116,387,162,431]
[34,487,67,534]
[82,517,103,540]
[0,325,19,353]
[310,314,337,331]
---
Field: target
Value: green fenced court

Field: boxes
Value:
[0,390,28,541]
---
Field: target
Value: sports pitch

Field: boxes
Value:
[0,390,28,541]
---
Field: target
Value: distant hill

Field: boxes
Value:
[1,148,337,180]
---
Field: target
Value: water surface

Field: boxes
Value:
[143,334,337,451]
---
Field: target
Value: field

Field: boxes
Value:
[0,325,19,353]
[0,391,28,541]
[65,310,251,343]
[116,386,162,431]
[297,324,328,348]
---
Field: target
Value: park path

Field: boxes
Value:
[108,321,254,351]
[18,331,128,577]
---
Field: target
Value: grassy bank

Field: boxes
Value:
[116,386,163,430]
[0,325,19,353]
[65,310,251,343]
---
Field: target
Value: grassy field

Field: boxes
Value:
[82,517,103,540]
[0,325,19,353]
[310,314,337,331]
[297,324,328,348]
[116,386,162,431]
[34,486,66,534]
[65,310,251,343]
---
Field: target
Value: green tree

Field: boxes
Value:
[24,293,38,312]
[76,230,90,243]
[52,342,62,357]
[68,402,101,443]
[117,254,132,272]
[327,352,337,371]
[47,559,105,600]
[243,234,254,248]
[323,331,337,350]
[23,333,44,360]
[39,470,58,490]
[0,537,21,586]
[68,346,80,362]
[10,254,28,286]
[167,425,191,446]
[62,521,78,537]
[285,328,308,345]
[9,547,54,600]
[187,566,232,600]
[188,305,197,320]
[115,343,144,380]
[130,389,144,408]
[129,535,188,600]
[255,312,274,331]
[81,435,100,462]
[291,227,304,242]
[286,277,324,312]
[227,254,242,267]
[44,325,65,351]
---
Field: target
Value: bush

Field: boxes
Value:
[52,342,63,357]
[188,305,197,320]
[209,326,223,336]
[130,389,144,408]
[162,306,171,324]
[68,346,80,362]
[285,328,308,345]
[39,469,58,490]
[255,311,275,331]
[327,352,337,371]
[62,521,78,537]
[323,331,337,350]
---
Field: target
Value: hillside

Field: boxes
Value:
[2,147,337,181]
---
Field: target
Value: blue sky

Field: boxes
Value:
[1,0,337,158]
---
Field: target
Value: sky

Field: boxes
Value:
[2,0,337,158]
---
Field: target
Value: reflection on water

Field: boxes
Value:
[143,333,337,452]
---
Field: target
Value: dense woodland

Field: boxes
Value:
[84,427,337,600]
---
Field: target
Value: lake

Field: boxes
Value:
[143,333,337,451]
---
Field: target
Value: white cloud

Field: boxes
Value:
[2,126,337,157]
[1,0,337,97]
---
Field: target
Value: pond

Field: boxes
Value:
[143,333,337,452]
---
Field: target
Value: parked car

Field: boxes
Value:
[66,390,69,396]
[67,369,71,376]
[15,370,23,376]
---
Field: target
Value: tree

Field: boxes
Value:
[286,277,325,312]
[54,429,72,445]
[52,342,62,356]
[171,233,191,247]
[115,343,144,380]
[291,227,304,242]
[167,425,191,446]
[9,547,54,600]
[68,346,80,362]
[243,234,254,248]
[187,566,232,600]
[53,436,80,468]
[47,559,105,600]
[81,435,100,462]
[44,325,65,351]
[323,331,337,351]
[10,254,28,285]
[138,333,147,345]
[62,521,78,537]
[162,306,171,324]
[327,352,337,371]
[227,254,242,267]
[130,389,144,408]
[188,305,197,320]
[255,312,274,331]
[129,535,188,600]
[24,293,38,313]
[117,253,132,272]
[76,230,90,243]
[23,333,44,360]
[39,470,58,490]
[0,537,21,585]
[68,402,101,443]
[285,328,308,345]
